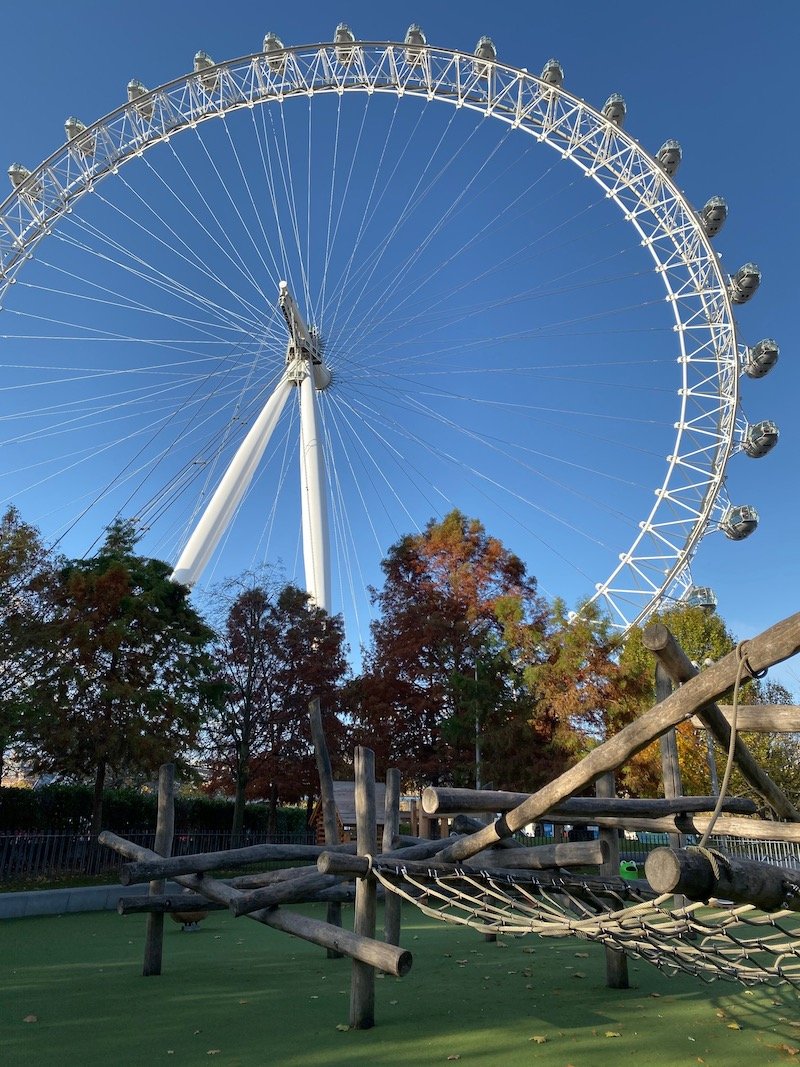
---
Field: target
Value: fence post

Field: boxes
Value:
[143,763,175,977]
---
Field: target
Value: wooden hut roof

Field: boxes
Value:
[310,780,387,827]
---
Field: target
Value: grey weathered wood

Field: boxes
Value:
[318,839,607,877]
[350,746,378,1029]
[229,870,343,915]
[691,706,800,732]
[596,771,628,988]
[425,787,756,818]
[655,663,686,859]
[309,696,343,953]
[142,763,175,977]
[120,894,226,915]
[120,840,359,884]
[100,831,411,976]
[643,622,800,820]
[383,768,402,947]
[645,846,800,912]
[435,611,800,863]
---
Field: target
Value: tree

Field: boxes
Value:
[22,520,220,832]
[0,506,55,784]
[352,510,552,787]
[204,576,348,834]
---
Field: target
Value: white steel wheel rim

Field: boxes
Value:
[0,41,739,633]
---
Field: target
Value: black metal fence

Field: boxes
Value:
[0,830,316,884]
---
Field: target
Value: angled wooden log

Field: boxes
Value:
[100,831,411,976]
[350,746,378,1030]
[229,871,342,916]
[142,763,174,977]
[427,788,757,818]
[383,768,402,947]
[309,696,344,954]
[645,846,800,912]
[434,611,800,863]
[119,895,227,915]
[643,622,800,820]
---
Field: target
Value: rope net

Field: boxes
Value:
[372,862,800,987]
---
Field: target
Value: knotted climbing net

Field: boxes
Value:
[371,862,800,987]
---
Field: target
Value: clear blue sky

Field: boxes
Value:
[0,2,797,685]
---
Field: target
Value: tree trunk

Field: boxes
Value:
[231,745,249,840]
[91,760,106,836]
[268,779,278,835]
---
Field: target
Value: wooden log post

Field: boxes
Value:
[382,768,402,947]
[142,763,175,977]
[434,610,800,863]
[309,696,343,956]
[595,771,628,988]
[655,663,686,855]
[643,622,800,820]
[350,746,377,1030]
[645,847,800,912]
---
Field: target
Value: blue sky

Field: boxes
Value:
[0,2,797,684]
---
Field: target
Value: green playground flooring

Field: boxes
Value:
[3,904,799,1066]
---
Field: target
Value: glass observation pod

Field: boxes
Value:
[193,51,218,93]
[263,33,286,73]
[720,504,759,541]
[657,139,682,177]
[540,58,564,87]
[8,163,33,191]
[602,93,626,126]
[127,80,154,121]
[730,263,761,304]
[473,36,497,78]
[685,586,718,611]
[744,338,780,379]
[700,196,728,238]
[64,117,95,156]
[404,24,427,66]
[742,420,779,459]
[333,24,357,65]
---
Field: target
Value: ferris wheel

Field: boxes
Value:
[0,26,780,640]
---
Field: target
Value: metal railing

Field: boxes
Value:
[0,830,316,884]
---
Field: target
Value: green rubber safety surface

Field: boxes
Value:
[3,905,799,1066]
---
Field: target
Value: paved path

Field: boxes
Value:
[0,882,183,919]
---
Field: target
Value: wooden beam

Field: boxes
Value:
[422,787,757,818]
[350,746,378,1030]
[643,623,800,819]
[309,696,343,953]
[691,706,800,732]
[645,846,800,912]
[434,610,800,863]
[596,771,628,989]
[142,763,174,977]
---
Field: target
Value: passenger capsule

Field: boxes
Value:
[540,58,564,87]
[684,586,717,611]
[656,139,682,177]
[602,93,626,126]
[744,338,779,379]
[263,33,286,73]
[127,79,154,121]
[334,23,356,64]
[8,163,33,190]
[194,50,218,93]
[720,504,759,541]
[742,419,779,458]
[730,262,761,305]
[64,117,95,156]
[699,196,727,238]
[473,36,497,78]
[404,24,427,65]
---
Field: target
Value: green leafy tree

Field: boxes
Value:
[0,506,56,783]
[22,520,220,832]
[204,576,348,834]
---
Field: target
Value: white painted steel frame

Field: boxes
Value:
[0,41,742,630]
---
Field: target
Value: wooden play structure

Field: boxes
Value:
[100,611,800,1027]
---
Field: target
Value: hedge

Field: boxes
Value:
[0,784,310,835]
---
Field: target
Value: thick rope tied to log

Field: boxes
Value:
[369,861,800,987]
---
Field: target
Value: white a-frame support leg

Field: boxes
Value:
[299,367,331,612]
[171,375,292,587]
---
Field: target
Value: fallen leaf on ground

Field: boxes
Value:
[574,952,589,958]
[727,1023,742,1031]
[335,1024,349,1032]
[605,1031,621,1038]
[207,1051,221,1056]
[23,1015,37,1023]
[529,1035,547,1044]
[777,1044,799,1056]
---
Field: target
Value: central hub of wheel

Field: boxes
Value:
[279,280,331,391]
